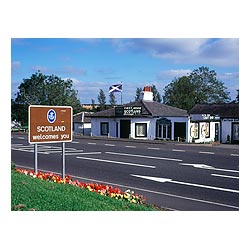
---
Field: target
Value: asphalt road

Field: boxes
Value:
[11,132,239,211]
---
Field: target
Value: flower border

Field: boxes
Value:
[15,168,146,204]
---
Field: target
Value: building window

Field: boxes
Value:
[200,122,210,138]
[135,123,147,137]
[100,122,109,135]
[190,123,199,139]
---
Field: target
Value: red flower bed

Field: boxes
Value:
[15,168,146,204]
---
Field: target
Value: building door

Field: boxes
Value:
[174,122,186,141]
[232,122,239,144]
[215,123,219,141]
[156,118,171,140]
[120,120,131,138]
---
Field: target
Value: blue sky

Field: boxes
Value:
[11,38,239,104]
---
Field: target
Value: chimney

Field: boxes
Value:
[141,85,153,101]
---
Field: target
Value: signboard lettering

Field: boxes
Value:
[115,106,142,116]
[29,105,72,144]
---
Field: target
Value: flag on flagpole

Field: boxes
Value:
[109,84,122,93]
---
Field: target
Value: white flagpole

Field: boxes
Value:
[121,81,123,105]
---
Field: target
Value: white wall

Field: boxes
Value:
[91,116,189,141]
[189,121,220,143]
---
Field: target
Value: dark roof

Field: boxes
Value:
[189,103,239,118]
[90,100,188,118]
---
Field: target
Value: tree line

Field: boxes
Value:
[12,66,238,125]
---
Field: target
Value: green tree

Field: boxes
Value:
[135,87,143,101]
[109,92,116,107]
[151,84,162,102]
[163,76,195,111]
[12,71,83,125]
[163,66,231,111]
[97,89,106,110]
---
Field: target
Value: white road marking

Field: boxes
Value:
[130,174,239,193]
[17,137,25,139]
[179,163,239,173]
[105,151,182,162]
[88,142,97,145]
[172,149,185,152]
[104,144,115,147]
[148,147,160,150]
[15,165,239,210]
[76,156,156,168]
[179,163,215,170]
[230,154,239,156]
[66,152,101,156]
[199,151,215,155]
[131,174,172,183]
[70,141,79,144]
[11,144,23,146]
[125,145,136,148]
[211,173,239,179]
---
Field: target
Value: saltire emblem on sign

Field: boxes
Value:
[109,84,122,93]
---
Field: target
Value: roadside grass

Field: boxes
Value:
[11,170,157,211]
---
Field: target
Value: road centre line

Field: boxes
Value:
[104,144,115,147]
[125,145,137,148]
[76,156,156,168]
[172,149,185,152]
[66,151,101,156]
[15,165,239,210]
[179,163,239,173]
[230,153,239,156]
[211,173,239,179]
[199,151,215,155]
[148,147,160,150]
[88,142,97,145]
[105,151,182,162]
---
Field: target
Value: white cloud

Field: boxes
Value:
[11,61,21,72]
[111,38,239,67]
[157,69,192,80]
[31,65,49,72]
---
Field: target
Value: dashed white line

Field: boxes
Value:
[125,145,136,148]
[88,142,97,145]
[105,151,182,162]
[104,144,115,147]
[199,151,215,155]
[76,156,156,168]
[172,149,185,152]
[148,147,160,150]
[66,151,101,156]
[230,153,239,156]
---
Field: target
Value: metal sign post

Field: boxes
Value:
[62,142,66,179]
[34,144,38,174]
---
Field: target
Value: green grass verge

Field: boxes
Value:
[11,170,157,211]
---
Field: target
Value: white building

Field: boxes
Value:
[189,103,239,144]
[91,86,189,141]
[73,112,92,135]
